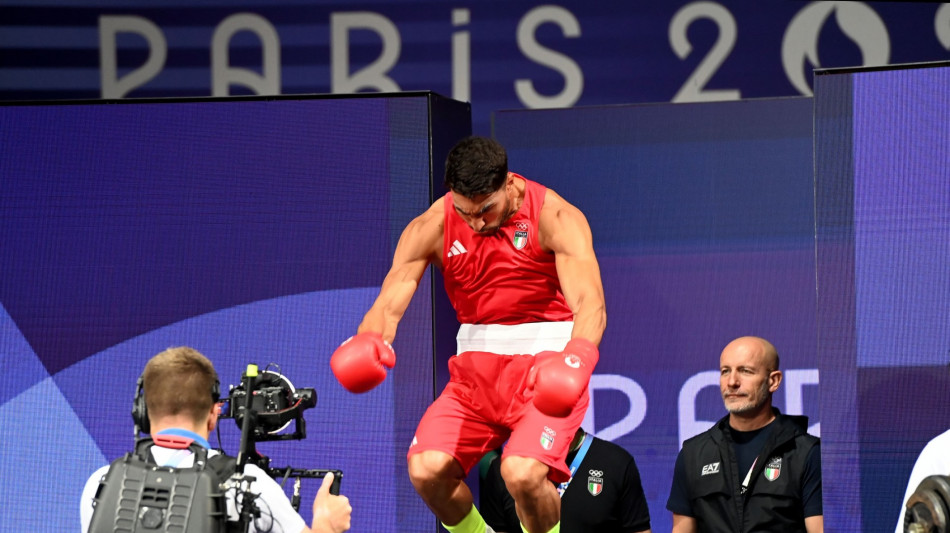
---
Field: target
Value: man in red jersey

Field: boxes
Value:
[330,136,606,533]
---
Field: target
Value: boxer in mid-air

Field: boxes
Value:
[330,136,606,533]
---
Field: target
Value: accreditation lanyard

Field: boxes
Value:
[740,456,758,495]
[556,433,594,498]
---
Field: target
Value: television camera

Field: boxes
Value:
[221,363,343,496]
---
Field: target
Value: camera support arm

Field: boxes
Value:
[236,364,260,472]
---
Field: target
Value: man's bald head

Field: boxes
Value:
[720,336,779,372]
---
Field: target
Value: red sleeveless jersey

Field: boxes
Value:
[442,175,573,324]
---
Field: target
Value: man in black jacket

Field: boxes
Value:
[480,427,652,533]
[666,336,822,533]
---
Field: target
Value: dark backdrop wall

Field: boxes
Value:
[0,93,470,532]
[815,62,950,533]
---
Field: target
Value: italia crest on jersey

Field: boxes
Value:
[588,469,604,496]
[540,432,553,450]
[764,456,782,481]
[513,230,528,250]
[540,426,556,450]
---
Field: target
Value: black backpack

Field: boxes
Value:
[88,437,238,533]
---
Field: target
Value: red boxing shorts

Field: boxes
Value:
[408,350,588,483]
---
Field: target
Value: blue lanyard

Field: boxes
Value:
[557,433,593,498]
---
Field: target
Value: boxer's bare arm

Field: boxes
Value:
[671,514,697,533]
[357,200,443,343]
[539,190,606,346]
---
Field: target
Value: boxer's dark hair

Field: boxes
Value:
[444,136,508,198]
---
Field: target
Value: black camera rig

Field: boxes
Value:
[222,364,342,496]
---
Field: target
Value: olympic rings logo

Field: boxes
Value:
[589,470,603,477]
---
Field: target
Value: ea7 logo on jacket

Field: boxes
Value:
[701,462,720,476]
[764,456,782,481]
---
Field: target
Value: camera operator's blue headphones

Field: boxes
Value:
[132,374,221,434]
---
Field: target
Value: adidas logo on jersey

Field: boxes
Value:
[447,240,468,257]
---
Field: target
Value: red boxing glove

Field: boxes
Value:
[528,338,599,417]
[330,332,396,393]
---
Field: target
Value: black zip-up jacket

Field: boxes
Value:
[679,410,820,533]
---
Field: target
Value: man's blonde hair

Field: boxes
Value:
[143,346,218,426]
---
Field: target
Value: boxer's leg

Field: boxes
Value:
[499,455,559,533]
[408,373,507,532]
[502,387,588,533]
[408,450,485,530]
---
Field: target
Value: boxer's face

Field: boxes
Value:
[452,183,513,235]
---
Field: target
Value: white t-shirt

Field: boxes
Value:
[80,446,307,533]
[894,428,950,532]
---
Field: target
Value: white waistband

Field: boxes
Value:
[456,322,573,355]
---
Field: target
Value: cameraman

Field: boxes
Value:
[79,346,351,533]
